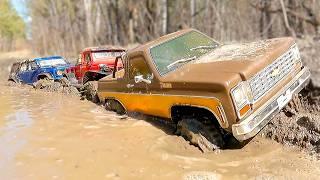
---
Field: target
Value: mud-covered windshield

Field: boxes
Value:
[92,51,123,61]
[38,58,67,67]
[150,31,219,75]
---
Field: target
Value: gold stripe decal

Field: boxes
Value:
[99,92,228,128]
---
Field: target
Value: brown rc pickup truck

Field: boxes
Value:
[97,29,310,151]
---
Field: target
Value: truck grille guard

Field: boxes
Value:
[249,44,298,102]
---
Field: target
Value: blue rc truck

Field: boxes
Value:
[8,56,76,87]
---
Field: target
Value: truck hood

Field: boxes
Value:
[162,37,295,90]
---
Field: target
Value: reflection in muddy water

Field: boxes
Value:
[0,84,320,179]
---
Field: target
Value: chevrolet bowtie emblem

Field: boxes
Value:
[271,68,280,78]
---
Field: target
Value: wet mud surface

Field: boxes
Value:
[1,84,320,179]
[1,48,320,178]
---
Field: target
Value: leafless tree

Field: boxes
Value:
[28,0,320,57]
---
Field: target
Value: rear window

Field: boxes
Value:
[92,51,123,61]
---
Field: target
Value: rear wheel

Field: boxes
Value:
[176,118,225,152]
[7,80,17,86]
[105,99,126,115]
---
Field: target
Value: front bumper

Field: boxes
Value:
[232,67,311,141]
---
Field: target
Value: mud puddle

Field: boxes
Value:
[1,84,320,179]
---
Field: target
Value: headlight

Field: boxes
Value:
[56,70,63,76]
[231,82,252,118]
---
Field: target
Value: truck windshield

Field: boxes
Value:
[38,58,67,67]
[150,31,219,75]
[92,51,123,61]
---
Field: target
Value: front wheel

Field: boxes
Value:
[176,118,225,152]
[33,78,52,89]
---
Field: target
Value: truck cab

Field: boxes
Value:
[68,47,125,84]
[97,29,310,152]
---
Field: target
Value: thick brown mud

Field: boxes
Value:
[1,84,320,179]
[1,49,320,178]
[260,85,320,158]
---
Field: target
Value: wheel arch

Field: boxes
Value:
[104,97,127,113]
[8,78,17,83]
[37,73,53,80]
[170,104,228,129]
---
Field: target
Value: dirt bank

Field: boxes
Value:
[260,84,320,158]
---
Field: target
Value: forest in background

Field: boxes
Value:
[1,0,320,56]
[0,0,25,51]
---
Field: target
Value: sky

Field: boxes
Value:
[11,0,30,23]
[11,0,31,38]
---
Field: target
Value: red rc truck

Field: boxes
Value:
[67,46,125,102]
[67,46,125,84]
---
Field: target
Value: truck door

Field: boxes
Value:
[27,61,39,83]
[18,62,29,83]
[127,56,155,113]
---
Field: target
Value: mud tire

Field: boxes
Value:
[83,81,99,103]
[64,86,80,96]
[7,80,17,86]
[33,78,52,89]
[105,99,126,115]
[59,77,70,87]
[176,118,225,152]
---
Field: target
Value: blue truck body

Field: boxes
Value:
[9,56,71,85]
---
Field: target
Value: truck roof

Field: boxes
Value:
[33,56,64,61]
[82,46,125,52]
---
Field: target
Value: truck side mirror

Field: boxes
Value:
[134,75,151,84]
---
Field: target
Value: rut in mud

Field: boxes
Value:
[260,83,320,157]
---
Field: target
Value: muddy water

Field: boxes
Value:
[0,85,319,179]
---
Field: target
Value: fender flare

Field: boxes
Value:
[37,73,53,80]
[170,104,229,129]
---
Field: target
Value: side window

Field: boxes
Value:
[129,56,151,79]
[20,63,27,72]
[84,53,91,64]
[29,61,38,70]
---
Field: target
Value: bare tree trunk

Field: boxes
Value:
[279,0,296,37]
[190,0,196,27]
[95,1,101,43]
[161,0,168,35]
[84,0,93,45]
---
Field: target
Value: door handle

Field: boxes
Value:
[126,84,134,88]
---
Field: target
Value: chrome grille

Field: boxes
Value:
[249,45,297,102]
